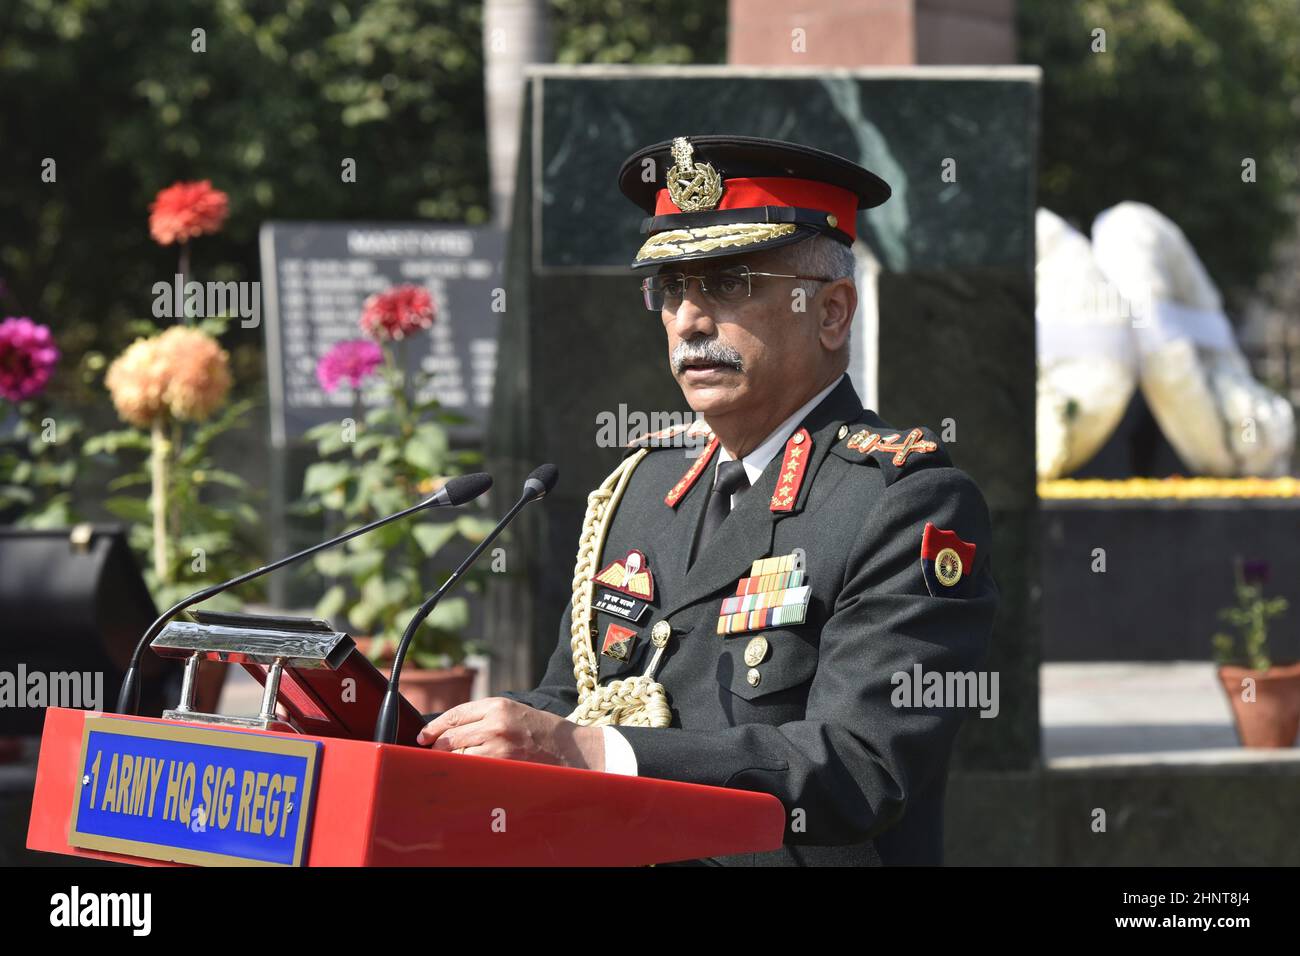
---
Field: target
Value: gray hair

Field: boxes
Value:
[782,234,857,297]
[779,235,856,357]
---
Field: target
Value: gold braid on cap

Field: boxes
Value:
[566,449,672,728]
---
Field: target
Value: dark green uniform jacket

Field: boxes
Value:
[507,375,998,865]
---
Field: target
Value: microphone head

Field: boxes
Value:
[431,473,493,507]
[522,463,559,501]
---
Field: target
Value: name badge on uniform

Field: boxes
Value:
[716,548,811,635]
[593,589,650,623]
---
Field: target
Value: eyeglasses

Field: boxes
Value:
[640,265,834,312]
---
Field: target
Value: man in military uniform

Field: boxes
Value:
[418,135,999,866]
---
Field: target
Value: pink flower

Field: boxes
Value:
[359,285,435,341]
[316,339,383,392]
[149,180,229,246]
[0,317,59,402]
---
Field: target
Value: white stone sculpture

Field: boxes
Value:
[1091,202,1295,477]
[1035,208,1138,479]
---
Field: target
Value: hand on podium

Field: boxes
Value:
[416,698,606,771]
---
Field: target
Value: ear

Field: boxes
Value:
[817,278,856,352]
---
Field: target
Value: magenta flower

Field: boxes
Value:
[316,338,383,393]
[0,317,59,402]
[1242,559,1271,587]
[359,285,435,341]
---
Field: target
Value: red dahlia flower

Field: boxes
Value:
[359,285,435,341]
[149,180,230,246]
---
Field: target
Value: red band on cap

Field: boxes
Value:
[654,176,858,241]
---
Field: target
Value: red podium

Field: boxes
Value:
[28,707,786,866]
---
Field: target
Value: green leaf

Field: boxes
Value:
[197,315,231,338]
[83,430,151,455]
[404,432,447,473]
[425,595,469,632]
[313,550,349,577]
[20,496,75,529]
[303,461,352,495]
[107,472,152,491]
[402,441,440,474]
[351,433,388,458]
[366,407,399,428]
[0,485,35,506]
[315,427,352,456]
[104,496,152,523]
[412,649,452,670]
[193,468,248,490]
[314,585,348,624]
[411,522,458,557]
[342,550,387,578]
[454,515,497,543]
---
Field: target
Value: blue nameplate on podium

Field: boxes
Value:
[68,716,321,866]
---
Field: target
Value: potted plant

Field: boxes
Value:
[1212,558,1300,748]
[298,286,495,714]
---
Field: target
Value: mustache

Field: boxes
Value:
[671,338,745,375]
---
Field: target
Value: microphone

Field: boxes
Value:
[114,472,494,716]
[375,463,559,743]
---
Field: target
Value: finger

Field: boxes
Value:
[429,723,496,754]
[417,700,496,745]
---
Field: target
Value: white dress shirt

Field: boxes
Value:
[601,374,847,775]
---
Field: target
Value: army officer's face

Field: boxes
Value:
[656,245,848,425]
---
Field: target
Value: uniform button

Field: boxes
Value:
[746,668,762,687]
[650,620,672,647]
[837,425,849,440]
[793,432,805,444]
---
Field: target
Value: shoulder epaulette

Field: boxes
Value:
[828,420,950,486]
[622,418,713,453]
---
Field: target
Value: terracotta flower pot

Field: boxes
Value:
[351,637,476,715]
[380,665,477,716]
[1216,662,1300,748]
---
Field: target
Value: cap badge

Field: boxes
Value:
[667,136,723,212]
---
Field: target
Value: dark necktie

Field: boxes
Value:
[690,459,750,567]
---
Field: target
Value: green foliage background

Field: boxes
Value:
[0,0,489,400]
[1020,0,1300,307]
[5,0,1298,381]
[550,0,725,65]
